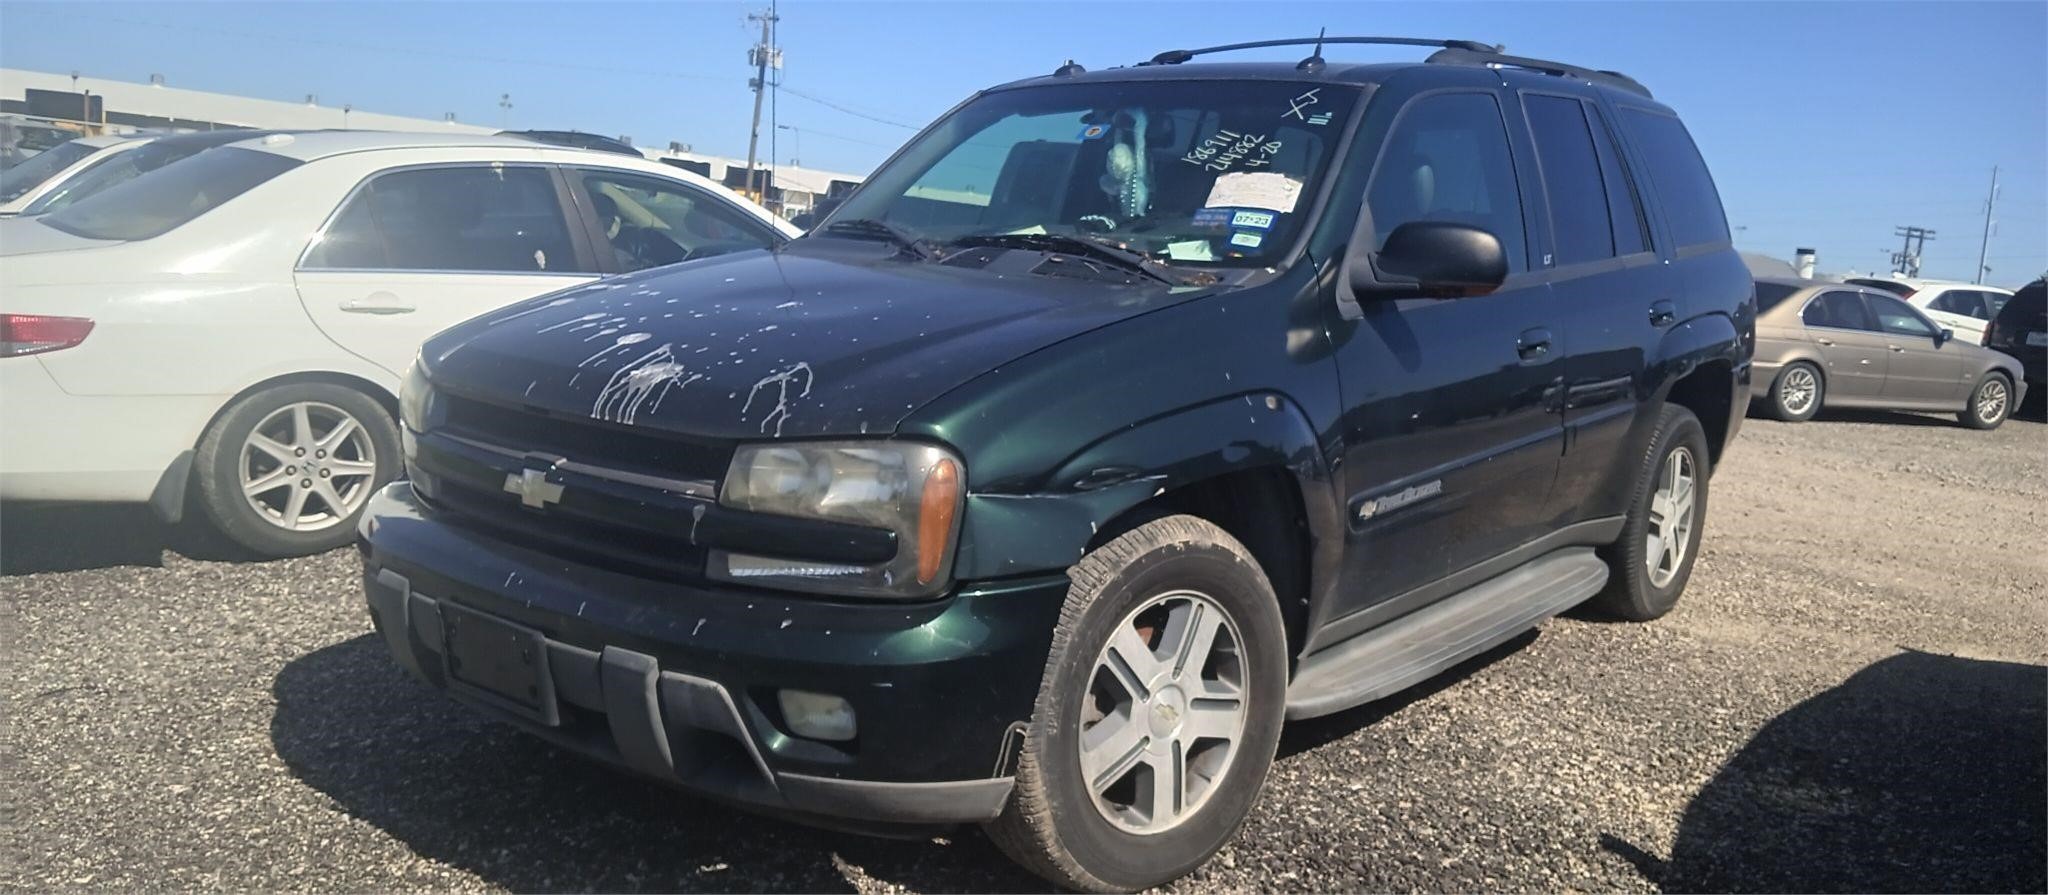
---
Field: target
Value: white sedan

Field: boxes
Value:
[1,131,798,556]
[1845,277,2014,345]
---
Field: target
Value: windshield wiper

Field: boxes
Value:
[946,232,1188,285]
[820,218,938,261]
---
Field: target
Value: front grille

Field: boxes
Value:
[421,393,732,581]
[444,393,729,482]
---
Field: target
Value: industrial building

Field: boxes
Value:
[0,68,864,217]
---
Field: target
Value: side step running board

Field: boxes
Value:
[1285,547,1609,720]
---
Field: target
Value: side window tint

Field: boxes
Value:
[1985,292,2010,318]
[1618,108,1729,248]
[1869,294,1936,336]
[1368,92,1528,273]
[1803,291,1874,331]
[1524,94,1615,266]
[305,166,582,273]
[578,171,777,272]
[1929,290,1983,318]
[1584,103,1649,255]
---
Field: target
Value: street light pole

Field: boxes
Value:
[777,124,800,167]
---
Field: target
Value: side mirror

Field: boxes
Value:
[1936,328,1954,346]
[1349,221,1507,299]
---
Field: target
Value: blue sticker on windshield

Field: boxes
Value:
[1077,123,1108,141]
[1191,207,1233,230]
[1231,210,1276,231]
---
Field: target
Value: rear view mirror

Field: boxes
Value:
[1349,221,1507,299]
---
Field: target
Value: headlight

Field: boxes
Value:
[714,441,963,599]
[399,358,442,434]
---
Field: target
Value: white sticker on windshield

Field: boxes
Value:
[1230,232,1264,249]
[1205,172,1303,214]
[1167,239,1216,261]
[1231,210,1276,230]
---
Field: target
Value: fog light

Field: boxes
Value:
[778,689,857,742]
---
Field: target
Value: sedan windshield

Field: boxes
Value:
[828,79,1359,267]
[0,139,96,202]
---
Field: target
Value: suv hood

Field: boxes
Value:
[425,245,1206,440]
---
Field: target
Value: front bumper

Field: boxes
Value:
[359,482,1064,830]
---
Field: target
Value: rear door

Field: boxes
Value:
[1868,292,1969,403]
[293,163,600,376]
[1799,290,1889,399]
[1519,89,1667,523]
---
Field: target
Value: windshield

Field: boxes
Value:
[42,147,300,241]
[0,139,96,202]
[23,139,218,215]
[828,80,1359,267]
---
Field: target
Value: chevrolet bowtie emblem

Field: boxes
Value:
[504,468,564,509]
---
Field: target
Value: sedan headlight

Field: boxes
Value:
[714,441,963,599]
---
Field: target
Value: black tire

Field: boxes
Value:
[985,515,1288,893]
[1587,404,1710,622]
[1767,361,1823,421]
[1958,372,2013,430]
[193,382,401,557]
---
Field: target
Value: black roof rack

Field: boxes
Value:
[1143,36,1499,67]
[1424,46,1653,98]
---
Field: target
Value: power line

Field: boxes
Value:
[778,87,920,129]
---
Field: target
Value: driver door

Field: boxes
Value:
[564,168,785,274]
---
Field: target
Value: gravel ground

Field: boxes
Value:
[5,409,2044,893]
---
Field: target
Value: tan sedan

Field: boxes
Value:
[1752,277,2027,429]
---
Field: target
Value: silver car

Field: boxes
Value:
[1752,277,2027,429]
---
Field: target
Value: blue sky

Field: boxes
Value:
[3,1,2043,285]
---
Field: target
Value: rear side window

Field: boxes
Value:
[1524,94,1614,266]
[1368,92,1529,273]
[1754,282,1803,313]
[304,165,584,273]
[41,147,300,241]
[1803,291,1874,330]
[1618,108,1728,248]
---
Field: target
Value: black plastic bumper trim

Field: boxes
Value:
[367,568,1014,826]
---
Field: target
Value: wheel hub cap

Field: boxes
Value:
[1078,589,1247,836]
[240,401,377,533]
[1645,445,1697,589]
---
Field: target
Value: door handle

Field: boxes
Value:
[1517,327,1553,363]
[1815,337,1836,347]
[1888,345,1906,352]
[340,292,416,315]
[1648,300,1677,327]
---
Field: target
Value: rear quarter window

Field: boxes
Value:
[1618,108,1729,249]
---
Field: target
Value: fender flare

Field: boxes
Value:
[1649,312,1745,403]
[949,393,1341,583]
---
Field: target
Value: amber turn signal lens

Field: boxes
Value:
[917,458,960,585]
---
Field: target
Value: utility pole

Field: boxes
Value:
[743,4,780,199]
[1892,225,1935,278]
[1975,166,2000,284]
[499,93,513,129]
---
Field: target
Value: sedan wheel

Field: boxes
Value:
[1960,374,2013,430]
[240,401,379,531]
[195,382,401,557]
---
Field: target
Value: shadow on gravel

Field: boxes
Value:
[0,503,249,575]
[1278,629,1537,759]
[270,635,1046,893]
[1601,650,2047,893]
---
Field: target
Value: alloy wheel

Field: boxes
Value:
[240,401,378,531]
[1780,367,1818,416]
[1080,589,1248,835]
[1645,445,1697,589]
[1977,379,2009,424]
